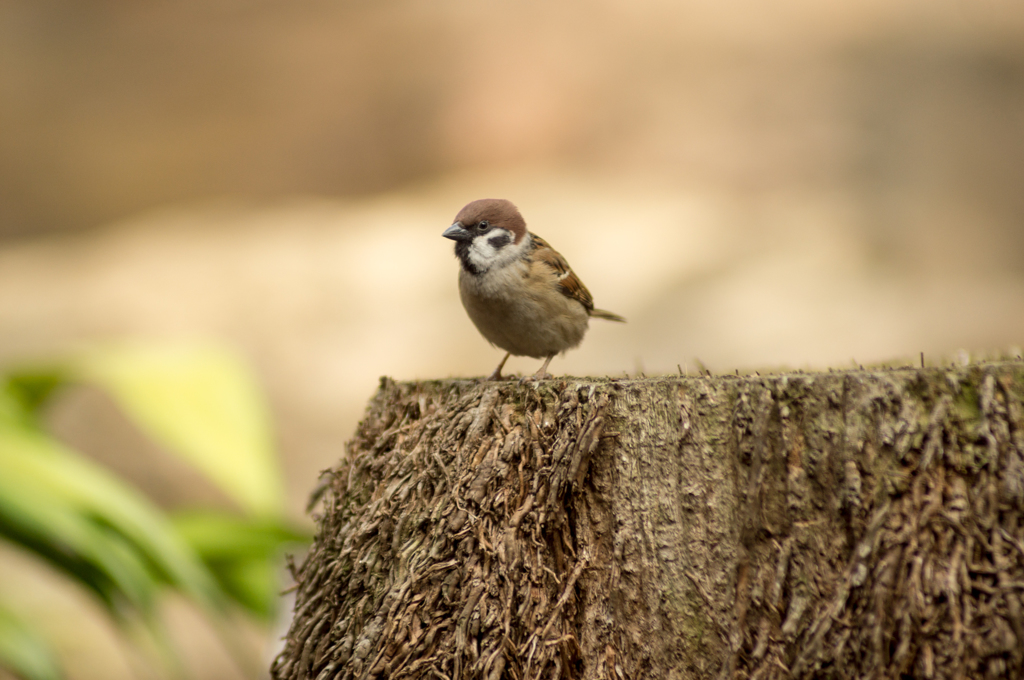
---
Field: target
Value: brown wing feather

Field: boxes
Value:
[529,233,595,313]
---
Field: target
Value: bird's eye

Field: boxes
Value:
[477,220,490,232]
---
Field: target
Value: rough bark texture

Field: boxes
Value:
[271,361,1024,680]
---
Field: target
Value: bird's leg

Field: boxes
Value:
[532,354,555,380]
[487,352,511,381]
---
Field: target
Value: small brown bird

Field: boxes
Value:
[443,198,624,380]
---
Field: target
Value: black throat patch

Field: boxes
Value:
[454,240,481,276]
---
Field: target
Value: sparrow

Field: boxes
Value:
[442,198,624,380]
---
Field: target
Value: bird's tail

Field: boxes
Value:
[591,308,626,323]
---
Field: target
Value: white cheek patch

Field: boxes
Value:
[467,238,498,267]
[467,229,527,272]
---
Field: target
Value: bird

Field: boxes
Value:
[442,198,624,380]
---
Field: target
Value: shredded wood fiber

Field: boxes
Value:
[272,363,1024,680]
[273,379,610,680]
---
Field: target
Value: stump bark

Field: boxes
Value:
[272,362,1024,680]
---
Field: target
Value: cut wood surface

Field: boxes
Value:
[272,361,1024,680]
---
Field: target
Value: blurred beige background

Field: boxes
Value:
[1,0,1024,677]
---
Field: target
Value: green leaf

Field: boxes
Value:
[0,386,29,428]
[73,344,283,517]
[172,511,309,561]
[3,369,69,423]
[172,511,309,618]
[0,604,63,680]
[0,422,222,614]
[0,480,157,612]
[209,556,277,619]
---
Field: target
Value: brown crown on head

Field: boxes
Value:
[454,199,528,243]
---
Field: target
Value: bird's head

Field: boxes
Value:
[443,198,529,275]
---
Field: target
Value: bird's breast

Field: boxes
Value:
[458,264,589,358]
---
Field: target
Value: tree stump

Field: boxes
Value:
[271,362,1024,680]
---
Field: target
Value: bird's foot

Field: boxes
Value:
[516,369,549,387]
[485,352,512,381]
[525,355,555,383]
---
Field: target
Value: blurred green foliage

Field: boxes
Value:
[0,343,309,680]
[0,605,61,680]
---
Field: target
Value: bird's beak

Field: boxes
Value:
[442,223,472,241]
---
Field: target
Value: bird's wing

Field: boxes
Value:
[529,233,595,313]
